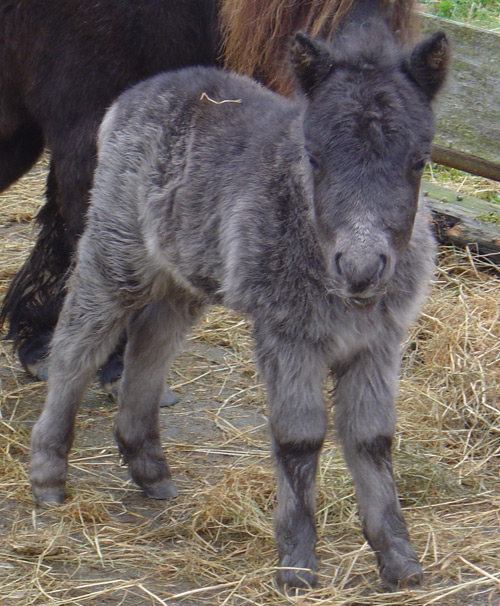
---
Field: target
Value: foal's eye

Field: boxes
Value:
[308,154,321,171]
[411,158,427,174]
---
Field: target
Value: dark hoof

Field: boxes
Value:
[277,567,317,592]
[18,334,51,380]
[25,360,49,381]
[33,487,66,506]
[142,478,178,500]
[160,385,179,407]
[380,557,423,591]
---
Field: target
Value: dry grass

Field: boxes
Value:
[424,163,500,205]
[0,159,499,605]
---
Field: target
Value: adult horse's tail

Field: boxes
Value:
[219,0,418,94]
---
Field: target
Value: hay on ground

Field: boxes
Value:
[0,159,498,605]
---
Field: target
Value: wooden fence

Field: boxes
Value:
[420,14,499,267]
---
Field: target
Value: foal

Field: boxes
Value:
[30,16,448,590]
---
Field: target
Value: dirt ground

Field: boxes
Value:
[0,159,499,606]
[0,309,276,605]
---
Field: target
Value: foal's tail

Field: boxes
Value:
[219,0,418,95]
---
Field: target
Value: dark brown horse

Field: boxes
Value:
[0,0,417,385]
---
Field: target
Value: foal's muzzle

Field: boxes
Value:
[333,248,390,299]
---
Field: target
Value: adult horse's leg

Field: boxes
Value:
[333,344,422,590]
[0,123,48,368]
[2,161,72,380]
[114,290,205,498]
[30,267,128,504]
[253,323,328,590]
[2,126,93,375]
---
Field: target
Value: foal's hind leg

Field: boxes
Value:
[333,345,422,590]
[30,278,127,504]
[114,292,205,499]
[98,331,179,407]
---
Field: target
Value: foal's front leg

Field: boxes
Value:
[254,328,328,590]
[334,345,422,589]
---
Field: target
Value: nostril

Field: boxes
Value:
[334,252,343,276]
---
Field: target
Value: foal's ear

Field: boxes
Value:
[291,32,333,97]
[404,31,449,99]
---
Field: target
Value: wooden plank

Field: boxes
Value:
[422,181,500,269]
[430,145,500,182]
[420,14,500,172]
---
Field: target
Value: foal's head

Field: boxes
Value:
[292,19,448,303]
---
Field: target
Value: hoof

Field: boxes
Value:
[142,478,178,500]
[25,360,49,382]
[277,567,317,592]
[18,334,51,381]
[380,557,423,591]
[104,382,120,400]
[33,487,66,506]
[160,385,179,407]
[106,383,178,407]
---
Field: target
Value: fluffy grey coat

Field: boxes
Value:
[30,14,449,591]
